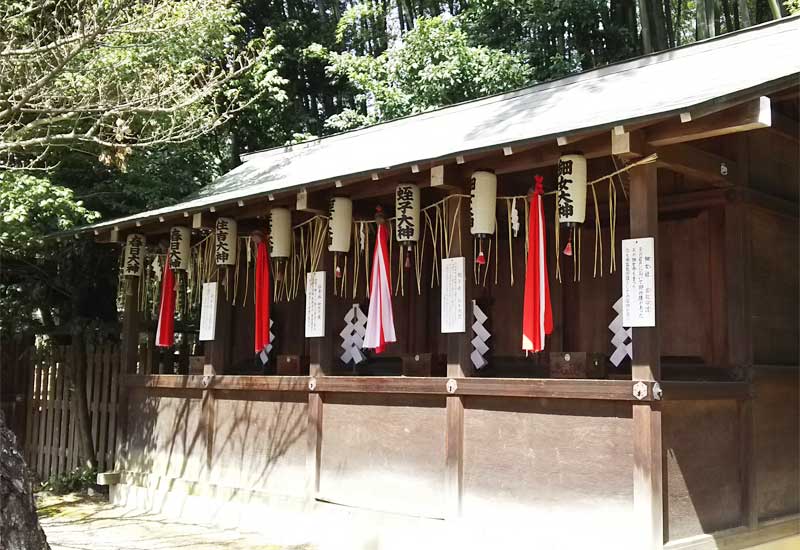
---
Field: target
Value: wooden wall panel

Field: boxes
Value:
[749,207,799,365]
[125,388,205,481]
[461,397,633,544]
[754,370,800,521]
[663,400,741,541]
[209,391,307,497]
[318,393,447,517]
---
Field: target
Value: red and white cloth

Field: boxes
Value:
[522,176,553,352]
[364,222,396,354]
[156,261,176,348]
[254,240,271,354]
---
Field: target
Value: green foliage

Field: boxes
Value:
[327,16,532,130]
[40,466,97,495]
[0,173,98,257]
[785,0,800,14]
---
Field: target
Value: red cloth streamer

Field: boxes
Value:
[522,176,553,352]
[254,241,271,353]
[156,262,176,348]
[364,223,396,354]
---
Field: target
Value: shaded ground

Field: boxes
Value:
[38,492,313,550]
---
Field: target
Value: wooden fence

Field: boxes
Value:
[25,342,122,480]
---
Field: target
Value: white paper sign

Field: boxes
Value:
[305,271,326,337]
[199,283,218,341]
[622,238,656,327]
[441,257,466,333]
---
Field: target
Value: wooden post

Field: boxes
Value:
[445,188,473,519]
[115,276,139,472]
[203,269,233,375]
[629,163,664,549]
[307,251,332,500]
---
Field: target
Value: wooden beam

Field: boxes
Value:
[296,188,326,214]
[612,129,646,159]
[768,109,799,143]
[654,144,740,185]
[646,97,772,147]
[629,162,664,550]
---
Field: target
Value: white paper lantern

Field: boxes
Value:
[328,197,352,253]
[470,170,497,237]
[395,184,421,243]
[214,217,237,266]
[557,153,588,225]
[168,226,191,270]
[123,233,145,277]
[269,208,292,259]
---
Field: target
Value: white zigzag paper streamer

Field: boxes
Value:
[511,198,520,237]
[471,300,491,370]
[341,304,367,365]
[258,318,276,364]
[609,297,632,367]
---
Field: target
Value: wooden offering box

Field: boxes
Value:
[549,352,608,379]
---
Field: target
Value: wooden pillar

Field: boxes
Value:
[307,251,332,500]
[629,163,664,549]
[445,189,473,519]
[203,268,233,375]
[115,276,139,472]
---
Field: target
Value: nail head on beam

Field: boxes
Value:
[335,180,343,188]
[209,206,216,212]
[268,194,275,201]
[503,146,513,156]
[135,221,142,227]
[371,173,380,181]
[680,112,692,123]
[411,164,420,174]
[93,230,100,236]
[183,212,189,218]
[456,156,465,164]
[556,136,569,146]
[237,200,245,207]
[158,216,165,222]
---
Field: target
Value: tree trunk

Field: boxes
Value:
[737,0,752,27]
[721,0,734,31]
[639,0,654,52]
[696,0,715,39]
[766,0,783,18]
[70,333,97,470]
[664,0,675,47]
[0,411,51,550]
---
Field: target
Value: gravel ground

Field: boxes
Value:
[38,492,313,550]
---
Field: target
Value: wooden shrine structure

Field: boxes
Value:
[65,18,800,550]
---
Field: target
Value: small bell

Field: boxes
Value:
[563,235,573,257]
[404,248,412,270]
[476,250,486,265]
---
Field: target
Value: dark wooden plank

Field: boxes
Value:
[659,381,750,401]
[739,399,758,529]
